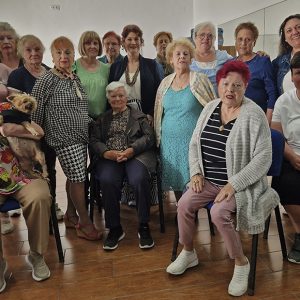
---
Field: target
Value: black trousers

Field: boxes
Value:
[95,158,151,229]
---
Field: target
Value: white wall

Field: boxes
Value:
[0,0,194,66]
[193,0,284,25]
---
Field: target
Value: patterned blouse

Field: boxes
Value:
[31,70,91,149]
[106,108,130,151]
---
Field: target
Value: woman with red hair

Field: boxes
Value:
[166,60,279,297]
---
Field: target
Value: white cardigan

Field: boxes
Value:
[189,98,280,234]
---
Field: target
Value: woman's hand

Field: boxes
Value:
[116,147,134,162]
[289,152,300,171]
[214,183,235,203]
[190,174,204,193]
[103,150,120,161]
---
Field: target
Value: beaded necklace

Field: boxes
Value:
[125,65,140,87]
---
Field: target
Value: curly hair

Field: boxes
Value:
[121,24,144,45]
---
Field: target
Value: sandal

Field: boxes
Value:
[63,214,79,229]
[75,223,102,241]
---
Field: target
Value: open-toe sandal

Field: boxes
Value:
[75,223,102,241]
[63,214,79,229]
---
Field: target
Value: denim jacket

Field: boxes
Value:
[272,52,291,96]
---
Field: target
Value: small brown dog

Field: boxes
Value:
[0,94,48,179]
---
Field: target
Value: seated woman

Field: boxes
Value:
[166,61,279,297]
[271,51,300,264]
[89,81,156,251]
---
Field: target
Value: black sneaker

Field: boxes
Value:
[103,227,125,250]
[138,224,154,249]
[288,233,300,264]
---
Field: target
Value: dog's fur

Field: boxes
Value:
[0,94,48,179]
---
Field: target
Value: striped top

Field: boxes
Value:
[200,103,236,186]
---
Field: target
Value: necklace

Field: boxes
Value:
[125,65,140,86]
[53,67,82,100]
[219,102,240,132]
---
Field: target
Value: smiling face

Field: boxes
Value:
[156,34,171,58]
[0,30,17,57]
[284,18,300,50]
[218,72,246,108]
[52,46,74,71]
[170,44,191,72]
[83,39,100,59]
[103,35,120,59]
[123,32,141,55]
[235,29,255,57]
[108,86,128,112]
[22,40,43,65]
[194,26,214,52]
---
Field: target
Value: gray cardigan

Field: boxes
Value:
[189,98,279,234]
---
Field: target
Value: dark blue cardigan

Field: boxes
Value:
[108,55,163,116]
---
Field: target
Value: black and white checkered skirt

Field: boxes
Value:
[56,144,87,182]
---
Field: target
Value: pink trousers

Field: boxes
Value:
[177,180,244,259]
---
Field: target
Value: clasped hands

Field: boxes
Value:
[190,174,235,203]
[103,147,134,162]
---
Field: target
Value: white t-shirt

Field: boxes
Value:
[282,70,294,93]
[272,88,300,155]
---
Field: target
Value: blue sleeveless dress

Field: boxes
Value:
[160,85,203,191]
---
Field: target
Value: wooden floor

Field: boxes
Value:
[2,163,300,299]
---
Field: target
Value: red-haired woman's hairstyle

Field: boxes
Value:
[216,60,250,85]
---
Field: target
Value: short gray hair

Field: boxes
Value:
[106,81,129,98]
[193,21,216,41]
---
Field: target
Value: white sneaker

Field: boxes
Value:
[55,203,64,221]
[8,208,22,217]
[166,249,198,275]
[228,257,250,297]
[1,217,15,235]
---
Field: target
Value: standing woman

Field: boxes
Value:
[99,31,123,65]
[190,22,231,93]
[272,14,300,95]
[32,36,102,240]
[7,34,64,220]
[108,24,162,122]
[153,31,174,77]
[154,38,215,200]
[0,22,21,70]
[234,22,277,123]
[74,31,110,119]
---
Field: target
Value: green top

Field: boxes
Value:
[73,59,110,119]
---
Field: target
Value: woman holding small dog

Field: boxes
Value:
[7,34,64,221]
[32,36,102,241]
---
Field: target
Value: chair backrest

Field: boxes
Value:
[268,129,285,177]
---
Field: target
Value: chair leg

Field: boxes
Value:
[248,234,258,296]
[274,205,288,259]
[206,208,215,236]
[50,201,64,263]
[171,213,179,262]
[263,215,271,239]
[156,167,165,233]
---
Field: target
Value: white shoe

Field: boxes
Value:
[8,208,22,217]
[228,257,250,297]
[166,249,198,275]
[55,203,64,221]
[1,217,15,235]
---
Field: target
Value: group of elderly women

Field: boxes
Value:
[0,13,299,296]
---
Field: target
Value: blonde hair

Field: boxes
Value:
[50,36,74,54]
[0,22,19,61]
[78,31,102,57]
[17,35,45,58]
[166,38,195,65]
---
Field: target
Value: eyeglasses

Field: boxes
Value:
[221,81,244,91]
[196,33,214,40]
